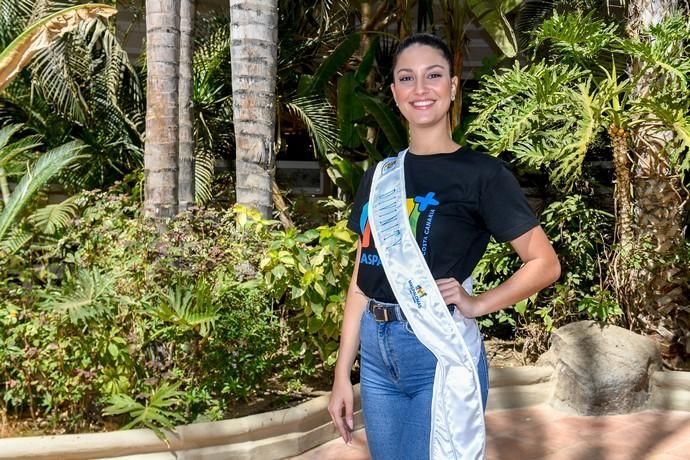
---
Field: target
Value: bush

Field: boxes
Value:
[474,195,621,338]
[0,191,288,431]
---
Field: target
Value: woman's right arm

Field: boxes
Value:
[328,239,367,445]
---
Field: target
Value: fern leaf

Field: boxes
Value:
[27,195,79,234]
[0,227,32,255]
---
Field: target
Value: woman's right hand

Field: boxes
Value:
[328,375,354,444]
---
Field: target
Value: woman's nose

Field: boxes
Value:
[414,76,428,94]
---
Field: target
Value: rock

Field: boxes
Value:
[537,320,662,415]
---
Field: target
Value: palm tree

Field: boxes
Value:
[230,0,278,219]
[144,0,181,220]
[624,0,689,365]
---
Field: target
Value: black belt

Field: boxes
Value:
[367,299,455,323]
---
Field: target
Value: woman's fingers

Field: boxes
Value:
[436,277,461,303]
[328,392,353,444]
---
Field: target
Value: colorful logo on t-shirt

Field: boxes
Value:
[359,192,439,265]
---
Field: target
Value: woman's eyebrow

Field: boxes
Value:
[396,64,447,74]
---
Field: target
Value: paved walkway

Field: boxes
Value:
[289,405,690,459]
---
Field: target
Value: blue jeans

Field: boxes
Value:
[359,308,489,460]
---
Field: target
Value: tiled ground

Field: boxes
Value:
[289,405,690,460]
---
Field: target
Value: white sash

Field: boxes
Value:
[368,149,486,460]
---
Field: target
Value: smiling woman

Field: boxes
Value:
[328,33,561,460]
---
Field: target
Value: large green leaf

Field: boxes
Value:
[304,32,361,94]
[337,72,365,148]
[0,140,86,242]
[0,4,117,92]
[467,0,519,58]
[356,91,408,151]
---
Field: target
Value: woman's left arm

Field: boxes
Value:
[437,225,560,318]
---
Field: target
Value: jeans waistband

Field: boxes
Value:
[366,298,455,323]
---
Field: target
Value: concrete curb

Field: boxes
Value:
[649,370,690,411]
[0,367,686,460]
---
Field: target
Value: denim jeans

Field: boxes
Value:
[359,308,489,460]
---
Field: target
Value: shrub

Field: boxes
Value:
[0,191,288,431]
[474,195,621,337]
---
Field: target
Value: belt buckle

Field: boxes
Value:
[372,304,389,322]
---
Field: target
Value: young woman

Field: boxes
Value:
[328,33,561,460]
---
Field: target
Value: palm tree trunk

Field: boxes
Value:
[144,0,180,220]
[626,0,689,366]
[441,0,466,130]
[178,0,196,212]
[609,124,636,325]
[230,0,278,219]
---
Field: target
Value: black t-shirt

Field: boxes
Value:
[347,146,539,303]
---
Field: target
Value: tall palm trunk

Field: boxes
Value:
[625,0,689,365]
[178,0,195,211]
[144,0,181,220]
[230,0,278,219]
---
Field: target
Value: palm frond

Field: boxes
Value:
[0,3,117,92]
[194,147,215,205]
[0,226,32,255]
[27,195,79,234]
[154,279,219,337]
[0,134,42,168]
[284,95,340,158]
[0,140,86,242]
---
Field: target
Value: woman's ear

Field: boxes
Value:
[390,82,398,107]
[451,75,459,101]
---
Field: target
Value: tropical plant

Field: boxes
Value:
[103,382,185,437]
[468,12,690,364]
[0,138,86,252]
[257,218,358,367]
[0,0,144,191]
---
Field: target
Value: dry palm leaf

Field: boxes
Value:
[0,3,117,92]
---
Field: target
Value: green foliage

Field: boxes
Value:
[469,12,690,186]
[103,383,185,437]
[531,11,621,67]
[0,139,86,247]
[48,267,122,325]
[0,192,289,432]
[474,195,619,333]
[0,187,358,433]
[154,280,219,337]
[258,219,357,368]
[0,1,144,191]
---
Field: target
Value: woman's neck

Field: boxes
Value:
[408,122,459,155]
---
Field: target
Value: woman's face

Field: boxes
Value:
[391,44,457,130]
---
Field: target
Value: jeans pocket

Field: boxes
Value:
[403,320,415,335]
